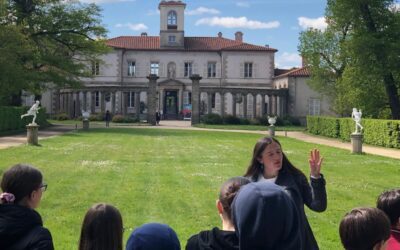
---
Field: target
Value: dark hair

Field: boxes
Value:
[339,207,390,250]
[219,177,250,221]
[244,137,304,180]
[1,164,43,204]
[377,188,400,226]
[79,203,123,250]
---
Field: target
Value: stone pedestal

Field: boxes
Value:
[268,126,275,137]
[26,124,39,146]
[83,120,89,130]
[351,133,363,154]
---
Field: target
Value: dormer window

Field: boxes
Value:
[167,11,177,29]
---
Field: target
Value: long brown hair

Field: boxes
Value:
[219,177,250,221]
[79,203,123,250]
[244,137,304,181]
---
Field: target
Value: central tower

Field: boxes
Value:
[159,0,186,48]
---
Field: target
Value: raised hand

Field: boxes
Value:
[309,149,323,178]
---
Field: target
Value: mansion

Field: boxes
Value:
[39,0,334,124]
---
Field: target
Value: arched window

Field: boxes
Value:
[167,11,177,26]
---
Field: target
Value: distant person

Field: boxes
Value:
[126,223,180,250]
[105,110,111,127]
[244,136,327,250]
[377,189,400,250]
[79,203,123,250]
[156,111,161,125]
[186,177,250,250]
[339,207,390,250]
[0,164,54,249]
[232,181,301,250]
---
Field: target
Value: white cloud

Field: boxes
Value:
[115,23,148,31]
[298,16,327,31]
[147,9,160,16]
[389,3,400,12]
[186,7,220,16]
[236,2,250,8]
[80,0,134,3]
[195,17,280,29]
[275,52,302,68]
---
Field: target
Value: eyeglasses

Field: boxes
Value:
[39,183,48,192]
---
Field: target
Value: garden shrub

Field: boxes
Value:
[223,115,241,125]
[0,106,49,132]
[203,113,223,124]
[53,113,69,121]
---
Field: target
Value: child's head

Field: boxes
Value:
[217,176,250,221]
[79,203,123,250]
[0,164,45,208]
[377,188,400,228]
[339,207,390,250]
[126,223,180,250]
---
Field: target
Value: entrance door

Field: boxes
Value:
[164,90,178,119]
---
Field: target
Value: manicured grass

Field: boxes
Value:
[194,123,305,131]
[0,128,398,249]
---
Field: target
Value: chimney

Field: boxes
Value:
[217,32,222,38]
[141,32,148,37]
[235,31,243,42]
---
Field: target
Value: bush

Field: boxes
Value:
[203,113,223,124]
[89,113,104,121]
[112,115,139,123]
[0,106,49,132]
[53,113,69,121]
[223,115,241,125]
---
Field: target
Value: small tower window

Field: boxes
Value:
[167,11,177,28]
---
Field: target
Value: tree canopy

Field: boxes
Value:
[299,0,400,119]
[0,0,109,105]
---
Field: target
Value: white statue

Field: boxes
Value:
[268,116,277,126]
[351,108,363,134]
[81,110,91,121]
[21,100,40,125]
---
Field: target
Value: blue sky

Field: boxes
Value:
[87,0,329,68]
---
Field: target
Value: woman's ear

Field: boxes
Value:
[216,200,224,214]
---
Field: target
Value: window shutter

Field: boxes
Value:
[159,62,164,77]
[216,63,221,78]
[240,63,244,78]
[253,63,257,78]
[203,63,207,78]
[193,63,198,75]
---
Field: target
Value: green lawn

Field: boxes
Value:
[0,128,398,249]
[194,123,305,131]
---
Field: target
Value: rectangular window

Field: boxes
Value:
[91,61,100,76]
[244,62,253,78]
[150,62,159,76]
[308,98,321,116]
[211,93,216,109]
[184,62,193,77]
[207,62,216,78]
[168,36,176,43]
[127,92,135,107]
[128,61,136,76]
[95,91,100,107]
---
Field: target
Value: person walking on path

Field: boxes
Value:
[105,110,111,127]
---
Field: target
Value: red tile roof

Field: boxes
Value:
[274,67,310,78]
[159,1,186,7]
[106,36,277,52]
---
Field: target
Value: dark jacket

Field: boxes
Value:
[0,204,54,250]
[269,169,327,250]
[186,227,238,250]
[232,182,302,250]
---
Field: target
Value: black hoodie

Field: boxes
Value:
[0,204,54,250]
[186,227,238,250]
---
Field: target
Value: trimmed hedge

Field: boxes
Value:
[0,106,49,133]
[307,116,400,148]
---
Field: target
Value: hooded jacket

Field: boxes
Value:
[126,223,180,250]
[185,227,238,250]
[0,204,54,250]
[232,182,301,250]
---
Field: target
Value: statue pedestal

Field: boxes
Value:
[82,120,89,130]
[268,126,275,137]
[351,133,363,154]
[26,124,39,146]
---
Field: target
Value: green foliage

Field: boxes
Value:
[202,113,223,124]
[307,116,400,148]
[111,115,139,123]
[222,115,241,125]
[0,106,49,132]
[53,113,69,121]
[89,112,104,121]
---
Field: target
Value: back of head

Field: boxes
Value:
[126,223,180,250]
[377,188,400,227]
[79,203,123,250]
[339,207,390,250]
[1,164,42,205]
[219,176,250,221]
[232,182,301,250]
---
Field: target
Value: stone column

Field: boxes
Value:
[100,91,105,113]
[260,95,265,116]
[232,93,236,116]
[273,95,278,115]
[75,92,81,117]
[111,92,116,114]
[91,92,96,113]
[53,90,60,115]
[190,74,202,125]
[252,94,257,118]
[82,91,87,112]
[243,94,247,118]
[220,92,225,116]
[135,91,141,119]
[282,94,288,116]
[68,92,74,118]
[147,74,159,125]
[207,92,212,114]
[122,92,128,116]
[268,95,273,115]
[60,93,64,113]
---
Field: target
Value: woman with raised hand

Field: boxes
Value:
[79,203,123,250]
[186,176,250,250]
[0,163,53,250]
[244,136,327,250]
